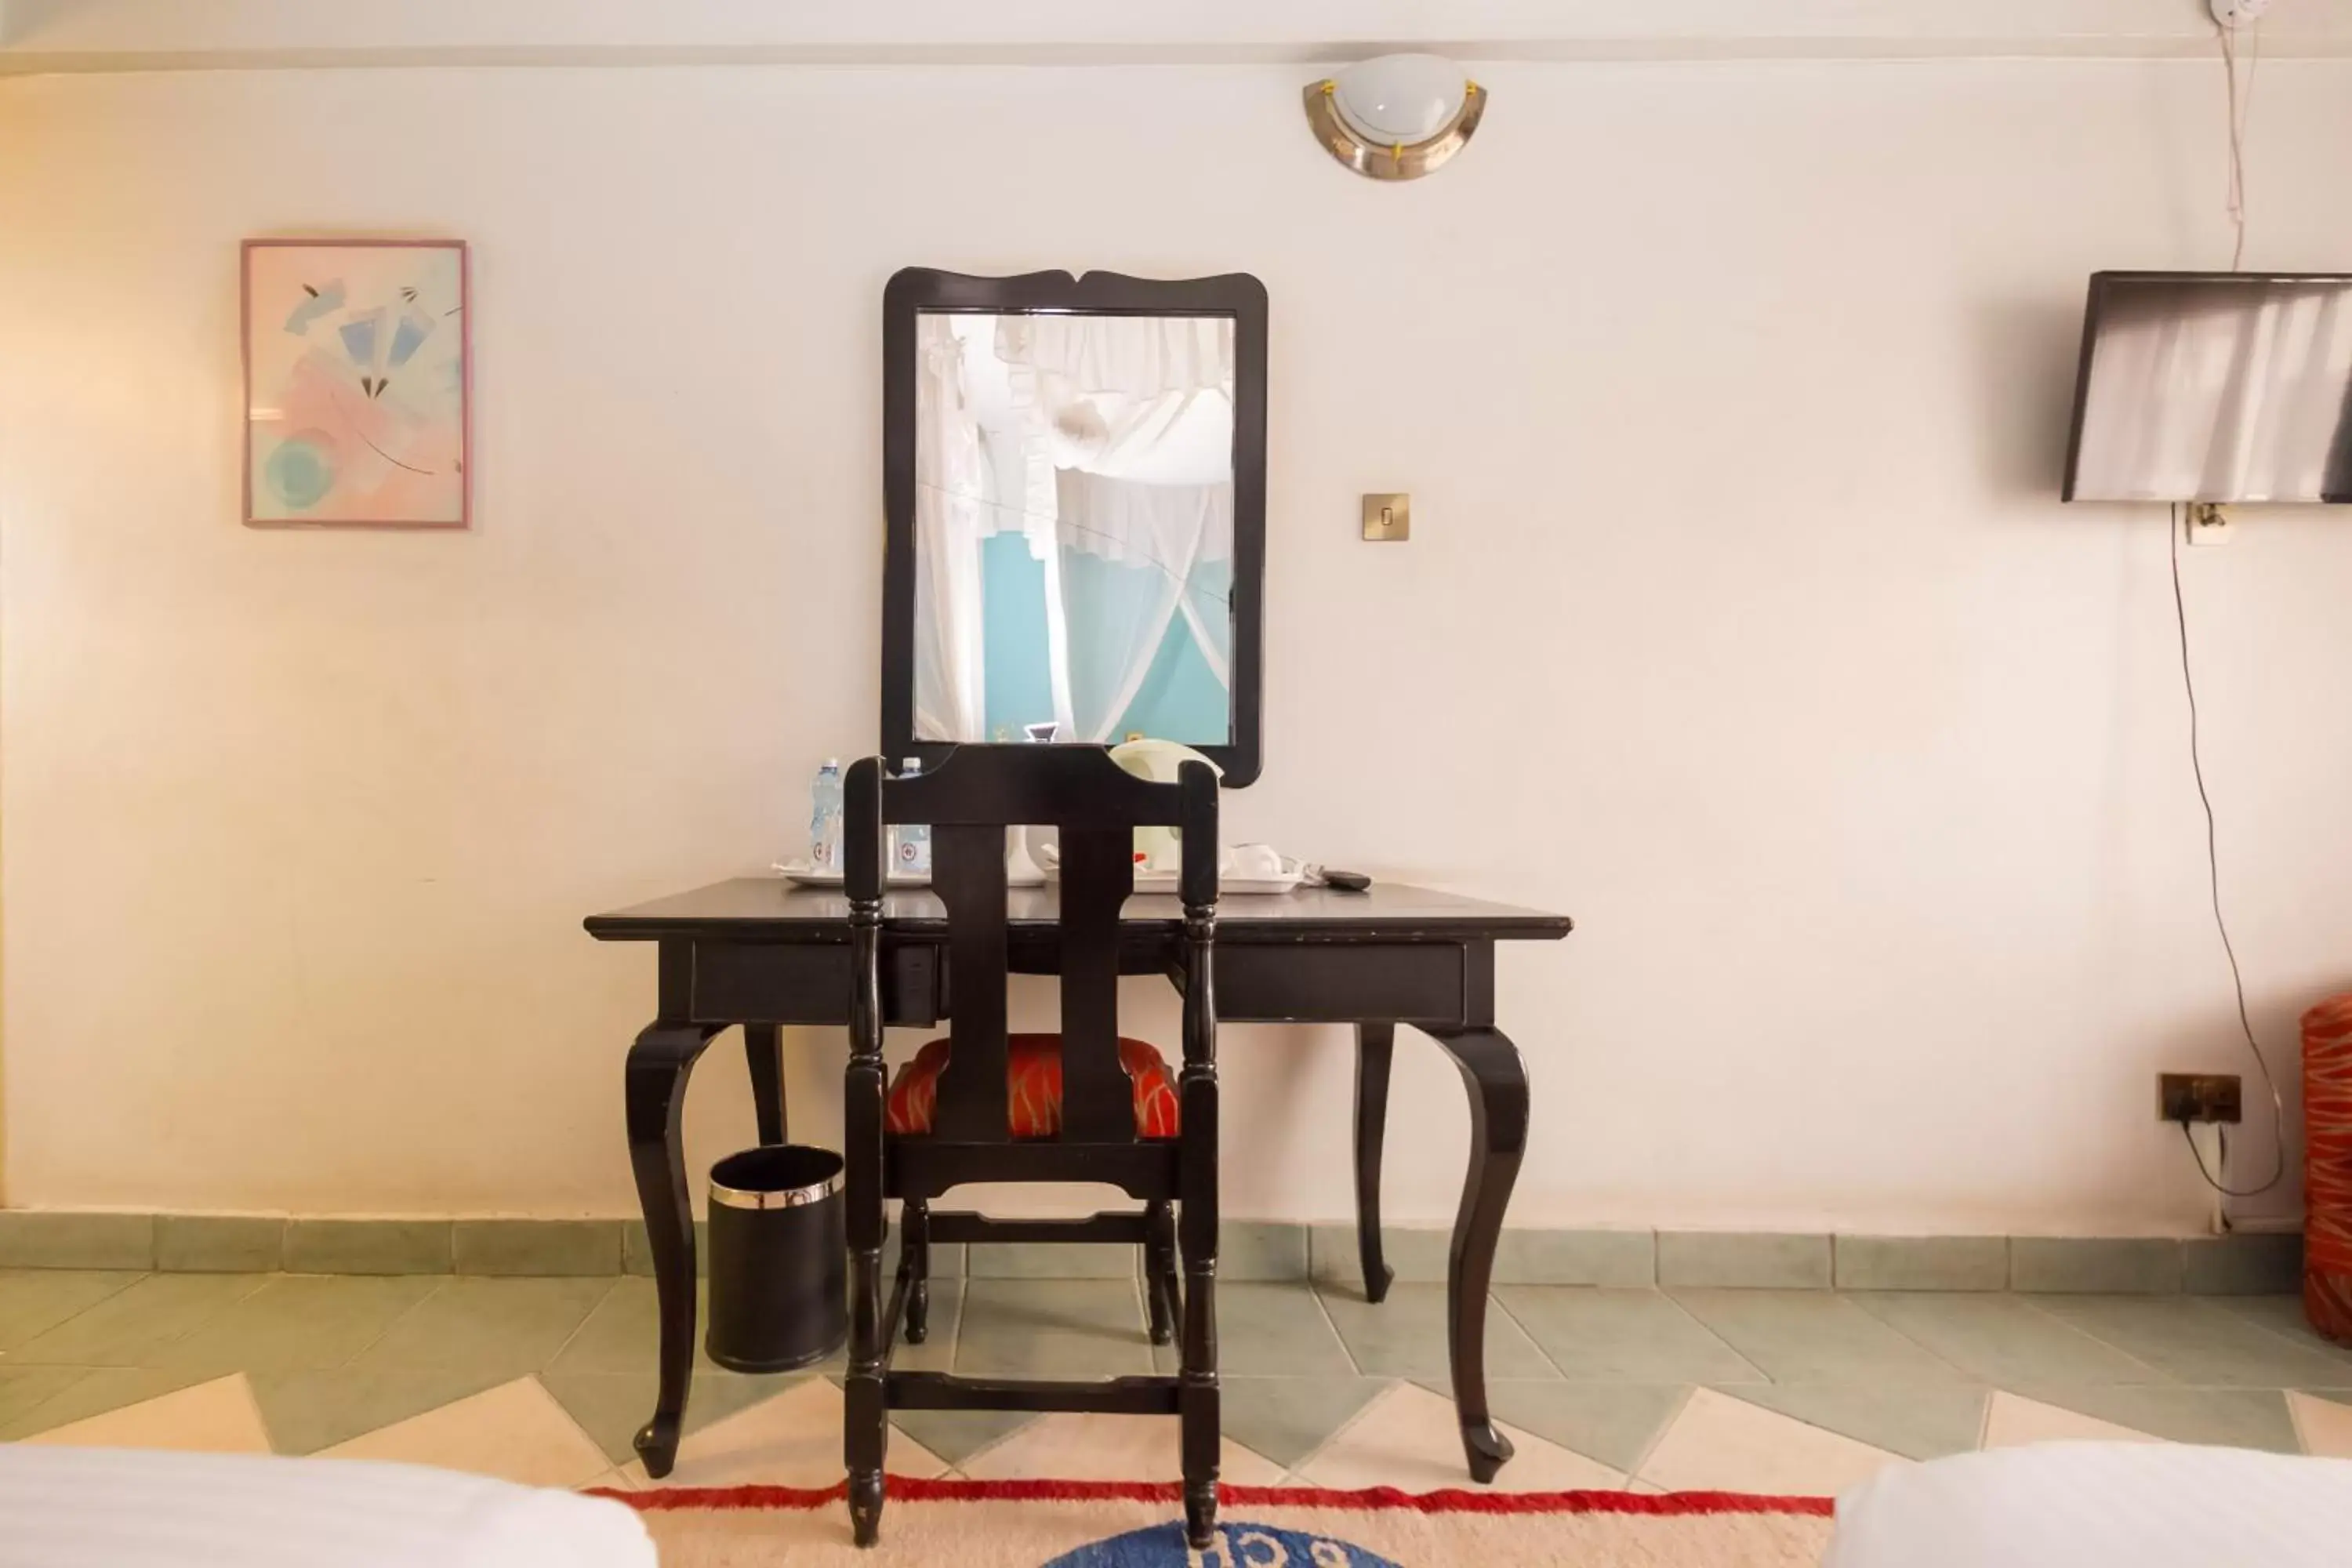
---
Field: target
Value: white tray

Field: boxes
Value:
[774,861,927,889]
[773,861,1050,889]
[1045,862,1306,896]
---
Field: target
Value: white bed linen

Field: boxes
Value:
[0,1446,654,1568]
[1824,1441,2352,1568]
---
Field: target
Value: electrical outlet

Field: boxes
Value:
[2184,502,2236,547]
[2161,1072,2243,1124]
[2210,0,2274,28]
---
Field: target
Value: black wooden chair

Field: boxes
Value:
[840,744,1223,1548]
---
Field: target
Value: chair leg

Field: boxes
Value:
[1178,1129,1219,1546]
[844,939,890,1548]
[1145,1200,1178,1347]
[1178,1229,1219,1547]
[847,1229,889,1547]
[901,1199,931,1345]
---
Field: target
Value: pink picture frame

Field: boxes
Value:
[241,238,471,529]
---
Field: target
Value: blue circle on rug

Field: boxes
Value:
[1044,1521,1399,1566]
[265,432,336,510]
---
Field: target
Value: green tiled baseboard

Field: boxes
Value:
[156,1214,285,1272]
[1835,1234,2009,1291]
[2183,1232,2303,1294]
[2009,1236,2186,1294]
[282,1219,452,1276]
[0,1210,2308,1294]
[1658,1231,1831,1289]
[453,1219,621,1276]
[0,1210,154,1270]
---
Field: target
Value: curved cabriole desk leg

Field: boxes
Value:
[626,1021,719,1479]
[1424,1025,1530,1484]
[1352,1022,1398,1304]
[743,1022,786,1146]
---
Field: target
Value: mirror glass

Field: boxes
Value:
[913,310,1236,746]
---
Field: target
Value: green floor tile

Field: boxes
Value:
[1481,1381,1690,1473]
[1313,1283,1555,1382]
[343,1276,615,1377]
[1851,1292,2166,1386]
[2020,1383,2302,1453]
[546,1275,850,1381]
[536,1370,658,1465]
[0,1269,147,1351]
[7,1272,270,1366]
[249,1363,513,1454]
[1149,1283,1352,1378]
[149,1274,441,1376]
[548,1276,718,1377]
[891,1409,1040,1466]
[1221,1376,1389,1470]
[0,1365,96,1433]
[2211,1295,2352,1370]
[954,1279,1155,1379]
[539,1367,812,1465]
[1494,1288,1763,1384]
[1667,1289,1971,1384]
[966,1242,1138,1280]
[1720,1381,1991,1461]
[0,1366,220,1441]
[2031,1296,2352,1388]
[894,1281,962,1376]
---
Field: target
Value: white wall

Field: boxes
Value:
[3,58,2350,1232]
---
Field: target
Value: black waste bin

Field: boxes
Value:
[704,1144,848,1374]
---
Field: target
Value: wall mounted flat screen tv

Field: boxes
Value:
[2063,271,2352,503]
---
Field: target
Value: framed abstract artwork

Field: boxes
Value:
[241,238,470,528]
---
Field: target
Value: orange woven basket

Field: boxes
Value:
[2304,993,2352,1341]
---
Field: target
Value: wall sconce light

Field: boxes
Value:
[1303,54,1486,182]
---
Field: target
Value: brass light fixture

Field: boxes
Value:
[1303,53,1486,182]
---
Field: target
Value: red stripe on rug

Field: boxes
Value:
[593,1476,1833,1518]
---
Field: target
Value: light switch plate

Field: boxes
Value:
[1362,493,1410,542]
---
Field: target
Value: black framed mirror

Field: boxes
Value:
[880,267,1268,786]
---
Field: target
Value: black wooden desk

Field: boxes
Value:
[586,878,1571,1483]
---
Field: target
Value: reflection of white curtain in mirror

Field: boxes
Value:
[999,316,1236,742]
[2079,285,2352,501]
[1053,470,1232,741]
[913,316,987,741]
[914,313,1236,743]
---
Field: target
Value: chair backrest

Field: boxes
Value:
[844,745,1219,1144]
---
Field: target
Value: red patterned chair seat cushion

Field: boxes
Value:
[884,1033,1181,1139]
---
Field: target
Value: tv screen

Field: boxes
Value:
[2063,271,2352,503]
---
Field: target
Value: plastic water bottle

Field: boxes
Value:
[808,759,843,872]
[890,757,931,877]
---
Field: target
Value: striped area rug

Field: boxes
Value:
[606,1477,1835,1566]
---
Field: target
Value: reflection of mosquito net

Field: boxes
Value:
[913,313,1236,742]
[2073,281,2352,503]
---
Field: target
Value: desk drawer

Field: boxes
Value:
[1214,942,1466,1025]
[691,942,942,1026]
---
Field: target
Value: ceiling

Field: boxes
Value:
[5,0,2352,73]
